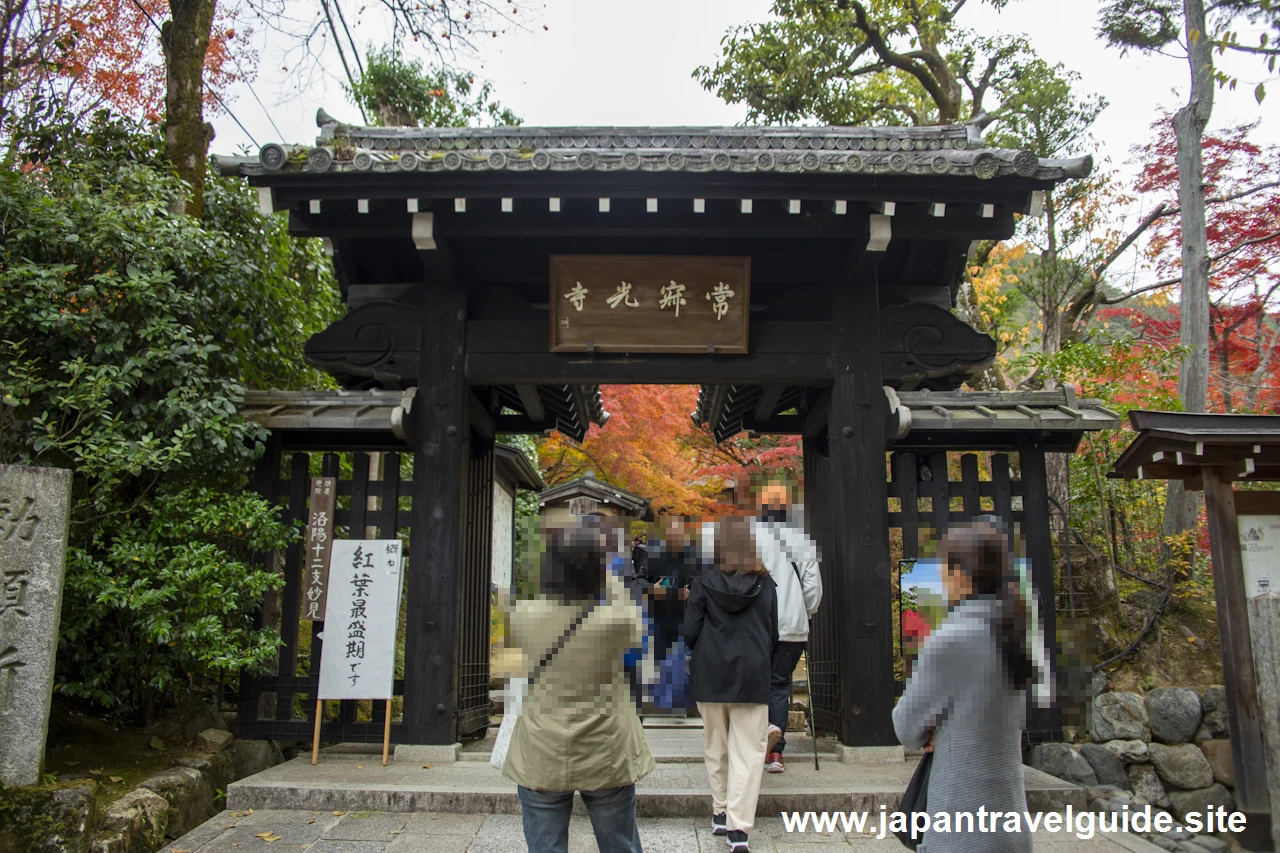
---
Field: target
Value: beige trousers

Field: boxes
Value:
[697,701,769,832]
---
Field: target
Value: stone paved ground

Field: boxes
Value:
[167,809,1166,852]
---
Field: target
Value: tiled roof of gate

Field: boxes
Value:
[211,109,1094,183]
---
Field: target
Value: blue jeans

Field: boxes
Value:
[769,642,806,754]
[517,784,643,853]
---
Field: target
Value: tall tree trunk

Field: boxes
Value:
[160,0,217,217]
[1160,0,1215,567]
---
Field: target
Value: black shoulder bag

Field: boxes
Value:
[893,751,933,850]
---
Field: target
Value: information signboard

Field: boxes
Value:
[317,539,403,701]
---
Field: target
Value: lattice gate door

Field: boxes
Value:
[239,449,411,744]
[455,433,495,740]
[801,437,842,735]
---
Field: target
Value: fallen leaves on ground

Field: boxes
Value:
[253,831,282,842]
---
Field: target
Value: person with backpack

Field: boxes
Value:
[751,479,822,773]
[685,515,779,853]
[503,523,655,853]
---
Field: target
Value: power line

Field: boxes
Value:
[209,88,259,148]
[234,56,285,142]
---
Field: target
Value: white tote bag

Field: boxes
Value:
[490,677,527,770]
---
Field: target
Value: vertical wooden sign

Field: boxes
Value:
[302,477,336,621]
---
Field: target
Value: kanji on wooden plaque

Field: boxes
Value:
[550,255,750,354]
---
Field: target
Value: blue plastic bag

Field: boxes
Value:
[652,639,692,709]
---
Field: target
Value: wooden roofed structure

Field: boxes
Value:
[220,111,1109,750]
[1111,411,1279,851]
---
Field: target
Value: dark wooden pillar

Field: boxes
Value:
[1202,471,1273,850]
[1018,438,1062,739]
[403,261,469,743]
[829,263,895,746]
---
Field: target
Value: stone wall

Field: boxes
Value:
[1028,686,1237,853]
[0,729,284,853]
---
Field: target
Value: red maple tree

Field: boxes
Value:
[1104,120,1280,414]
[55,0,251,121]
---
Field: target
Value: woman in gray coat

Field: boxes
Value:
[892,522,1035,853]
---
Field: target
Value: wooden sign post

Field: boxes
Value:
[549,255,750,354]
[312,539,403,766]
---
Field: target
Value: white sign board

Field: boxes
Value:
[1239,514,1280,598]
[317,539,403,700]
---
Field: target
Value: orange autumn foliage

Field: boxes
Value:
[57,0,252,121]
[538,385,725,516]
[536,385,805,516]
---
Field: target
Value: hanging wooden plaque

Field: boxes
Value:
[550,255,750,354]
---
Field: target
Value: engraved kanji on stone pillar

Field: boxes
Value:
[0,465,72,787]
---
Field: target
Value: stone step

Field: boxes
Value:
[227,756,1084,817]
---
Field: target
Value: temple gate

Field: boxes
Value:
[220,116,1117,748]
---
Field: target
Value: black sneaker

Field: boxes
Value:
[726,829,749,852]
[711,812,727,835]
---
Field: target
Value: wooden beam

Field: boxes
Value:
[467,320,834,355]
[403,273,468,744]
[1202,469,1274,845]
[515,385,545,421]
[1019,438,1062,737]
[465,351,833,386]
[468,390,496,439]
[802,390,832,438]
[754,384,786,422]
[828,257,895,746]
[704,385,731,433]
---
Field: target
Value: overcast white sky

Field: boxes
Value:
[212,0,1278,180]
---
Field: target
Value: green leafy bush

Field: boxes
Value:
[0,113,340,721]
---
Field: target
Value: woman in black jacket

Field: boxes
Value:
[684,515,778,853]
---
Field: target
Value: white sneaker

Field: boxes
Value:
[766,723,782,754]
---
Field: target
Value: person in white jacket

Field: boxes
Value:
[750,480,822,773]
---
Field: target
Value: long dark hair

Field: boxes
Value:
[939,522,1034,691]
[540,524,606,602]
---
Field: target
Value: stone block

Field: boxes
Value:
[231,738,285,778]
[1092,691,1150,741]
[140,765,214,838]
[1199,686,1229,739]
[1166,783,1235,822]
[786,710,806,731]
[395,743,463,764]
[1028,742,1098,787]
[97,789,170,853]
[1198,739,1234,788]
[0,465,73,787]
[1101,738,1150,763]
[1128,763,1171,808]
[1150,743,1214,791]
[1079,742,1130,788]
[181,703,228,743]
[833,744,904,764]
[197,728,234,753]
[1147,687,1203,744]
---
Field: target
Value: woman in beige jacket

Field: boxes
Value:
[503,523,656,853]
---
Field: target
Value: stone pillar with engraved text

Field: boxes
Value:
[0,465,73,787]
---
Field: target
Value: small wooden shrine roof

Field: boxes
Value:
[537,474,652,518]
[1110,410,1280,485]
[495,443,544,492]
[693,386,1120,450]
[239,387,605,447]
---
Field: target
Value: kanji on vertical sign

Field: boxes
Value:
[302,477,337,621]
